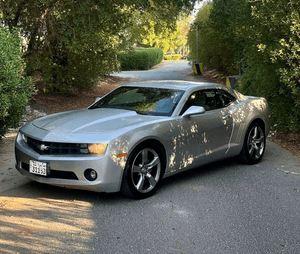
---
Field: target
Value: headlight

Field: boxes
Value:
[88,143,107,156]
[22,134,28,143]
[18,132,27,143]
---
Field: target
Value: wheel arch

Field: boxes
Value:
[249,118,266,133]
[239,118,266,164]
[128,138,167,174]
[120,138,167,198]
[237,117,266,155]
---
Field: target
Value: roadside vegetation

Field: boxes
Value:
[187,0,300,133]
[0,0,196,138]
[164,54,183,61]
[0,0,195,94]
[0,27,32,137]
[1,0,299,138]
[118,48,163,70]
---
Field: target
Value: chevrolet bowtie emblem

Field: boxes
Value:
[37,144,49,151]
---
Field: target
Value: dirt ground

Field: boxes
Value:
[29,68,300,158]
[30,76,127,114]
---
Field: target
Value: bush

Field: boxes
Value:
[238,0,300,132]
[117,48,163,70]
[0,27,32,138]
[26,33,120,94]
[163,54,183,60]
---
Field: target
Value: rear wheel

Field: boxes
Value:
[121,144,164,199]
[240,122,265,164]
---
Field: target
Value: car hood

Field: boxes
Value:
[32,108,163,134]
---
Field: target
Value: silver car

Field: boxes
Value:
[15,81,270,198]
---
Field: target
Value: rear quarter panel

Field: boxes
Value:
[229,96,270,155]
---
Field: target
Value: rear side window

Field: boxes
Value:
[216,89,236,107]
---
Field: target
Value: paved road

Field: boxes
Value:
[1,61,300,253]
[111,60,206,83]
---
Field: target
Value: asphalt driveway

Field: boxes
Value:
[1,61,300,254]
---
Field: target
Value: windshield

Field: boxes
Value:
[89,86,184,116]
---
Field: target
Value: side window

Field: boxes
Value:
[180,91,208,115]
[180,89,236,115]
[204,90,217,110]
[208,89,236,109]
[217,89,236,106]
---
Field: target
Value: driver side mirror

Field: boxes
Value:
[182,106,205,118]
[94,97,101,103]
[87,97,102,109]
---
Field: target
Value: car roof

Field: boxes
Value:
[122,80,225,92]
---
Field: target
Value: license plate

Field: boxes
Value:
[29,160,48,176]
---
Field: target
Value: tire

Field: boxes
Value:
[239,122,266,164]
[121,143,164,199]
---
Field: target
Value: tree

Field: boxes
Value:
[0,26,32,138]
[208,0,251,73]
[187,2,235,73]
[187,1,249,74]
[240,0,300,132]
[175,14,194,55]
[117,2,192,53]
[0,0,197,94]
[190,0,300,132]
[187,3,216,68]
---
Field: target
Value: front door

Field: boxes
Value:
[167,89,234,170]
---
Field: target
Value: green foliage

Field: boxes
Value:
[11,0,124,94]
[187,3,211,66]
[190,0,300,132]
[240,0,300,132]
[175,15,194,55]
[209,0,251,73]
[0,0,197,94]
[117,48,163,70]
[0,27,32,137]
[118,3,185,53]
[187,3,240,74]
[163,54,183,60]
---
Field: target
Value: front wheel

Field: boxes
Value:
[239,123,266,164]
[121,144,164,199]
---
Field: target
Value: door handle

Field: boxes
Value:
[222,115,231,120]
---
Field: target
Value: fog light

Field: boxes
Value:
[84,168,98,181]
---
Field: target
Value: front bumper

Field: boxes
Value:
[15,135,125,193]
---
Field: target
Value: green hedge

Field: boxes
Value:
[163,54,183,61]
[0,27,32,138]
[117,48,163,71]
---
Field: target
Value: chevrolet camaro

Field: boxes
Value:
[15,81,270,198]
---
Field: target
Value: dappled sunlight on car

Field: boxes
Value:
[110,138,130,168]
[14,81,270,199]
[167,120,213,171]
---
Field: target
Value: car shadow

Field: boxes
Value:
[158,157,241,191]
[0,156,259,253]
[1,156,244,203]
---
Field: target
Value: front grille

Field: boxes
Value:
[27,136,88,155]
[21,162,79,180]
